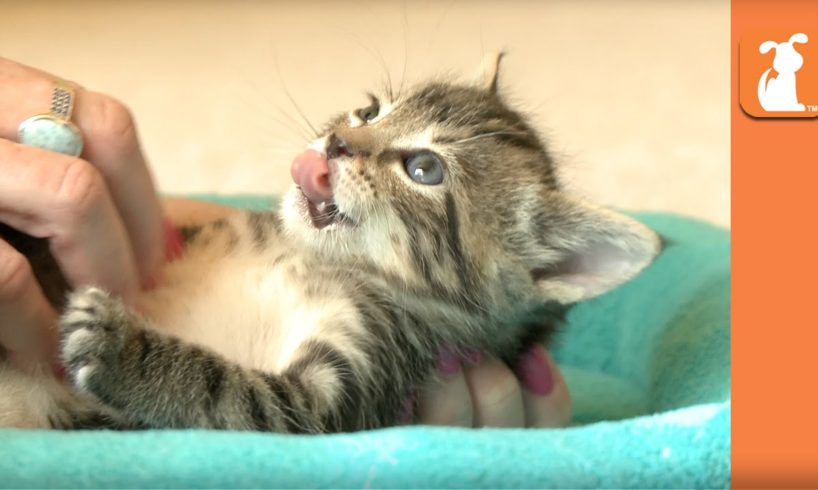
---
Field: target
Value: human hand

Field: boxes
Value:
[0,57,167,370]
[417,344,572,428]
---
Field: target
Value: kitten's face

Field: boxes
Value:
[285,82,549,268]
[283,73,659,305]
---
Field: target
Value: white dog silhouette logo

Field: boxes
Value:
[757,33,809,111]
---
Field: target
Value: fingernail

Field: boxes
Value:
[461,348,482,367]
[436,348,461,377]
[142,271,161,291]
[164,219,184,262]
[516,345,554,396]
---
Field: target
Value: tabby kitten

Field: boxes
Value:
[0,57,660,431]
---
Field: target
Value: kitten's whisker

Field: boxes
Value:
[272,53,319,138]
[374,44,394,102]
[281,88,319,139]
[273,107,313,143]
[330,29,395,103]
[397,4,409,101]
[428,0,458,53]
[446,131,528,146]
[270,118,308,141]
[386,72,395,103]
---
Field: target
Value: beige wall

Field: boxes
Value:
[2,0,730,226]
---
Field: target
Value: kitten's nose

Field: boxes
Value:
[291,149,333,204]
[327,133,353,160]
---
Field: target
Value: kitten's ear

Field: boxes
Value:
[528,195,661,304]
[478,51,506,94]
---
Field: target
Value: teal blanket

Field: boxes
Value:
[0,196,731,489]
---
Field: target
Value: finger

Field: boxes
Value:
[0,237,59,367]
[0,56,70,82]
[0,59,163,287]
[0,139,138,302]
[464,353,525,428]
[72,89,163,286]
[416,349,473,426]
[516,345,573,428]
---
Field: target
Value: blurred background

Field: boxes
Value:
[2,0,729,226]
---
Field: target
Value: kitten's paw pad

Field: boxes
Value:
[59,287,129,389]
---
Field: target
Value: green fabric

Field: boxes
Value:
[0,196,730,488]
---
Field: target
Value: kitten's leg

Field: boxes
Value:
[0,355,132,429]
[59,287,411,432]
[49,395,134,430]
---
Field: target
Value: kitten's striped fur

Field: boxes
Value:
[0,58,660,431]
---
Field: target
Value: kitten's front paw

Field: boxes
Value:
[59,287,130,393]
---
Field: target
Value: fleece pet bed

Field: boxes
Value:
[0,196,731,489]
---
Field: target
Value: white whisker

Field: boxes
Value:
[446,130,527,146]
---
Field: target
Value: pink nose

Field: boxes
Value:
[291,149,333,204]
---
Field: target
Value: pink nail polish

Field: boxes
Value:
[436,348,461,376]
[142,271,161,291]
[516,345,554,396]
[163,220,184,261]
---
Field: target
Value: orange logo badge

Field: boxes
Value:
[740,29,818,118]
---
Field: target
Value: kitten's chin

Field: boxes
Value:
[283,187,356,235]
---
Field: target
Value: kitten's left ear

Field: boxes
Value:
[528,195,662,304]
[478,51,506,94]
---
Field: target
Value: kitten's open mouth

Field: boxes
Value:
[292,149,356,230]
[300,192,355,230]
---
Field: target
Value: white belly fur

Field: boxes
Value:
[135,241,356,374]
[0,223,365,428]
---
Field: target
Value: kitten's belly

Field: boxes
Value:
[134,251,336,373]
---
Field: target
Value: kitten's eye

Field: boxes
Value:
[357,98,380,122]
[404,152,444,185]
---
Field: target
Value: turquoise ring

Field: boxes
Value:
[18,81,84,157]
